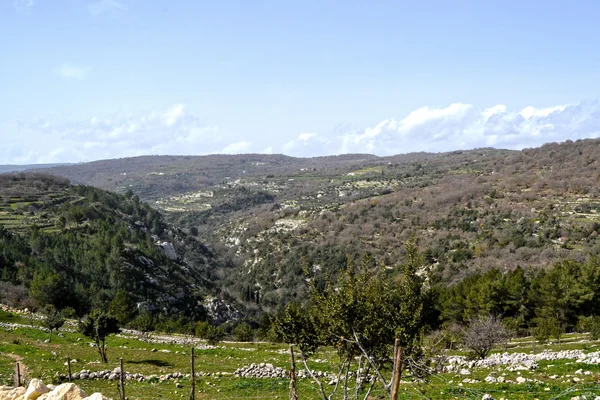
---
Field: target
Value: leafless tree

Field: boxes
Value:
[462,315,509,359]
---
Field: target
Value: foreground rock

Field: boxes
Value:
[0,380,111,400]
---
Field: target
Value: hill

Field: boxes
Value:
[0,173,221,327]
[0,163,71,174]
[35,139,600,312]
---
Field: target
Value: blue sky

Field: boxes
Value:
[1,0,600,163]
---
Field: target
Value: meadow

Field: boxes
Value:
[1,310,599,400]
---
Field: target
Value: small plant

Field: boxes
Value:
[41,304,65,342]
[78,309,120,362]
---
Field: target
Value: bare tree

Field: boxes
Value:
[462,315,509,359]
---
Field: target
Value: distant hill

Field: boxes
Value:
[0,163,72,174]
[0,172,221,325]
[36,139,600,311]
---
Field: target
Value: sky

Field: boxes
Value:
[1,0,600,164]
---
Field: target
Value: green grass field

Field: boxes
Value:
[1,317,599,399]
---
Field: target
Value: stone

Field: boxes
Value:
[482,395,494,400]
[43,383,87,400]
[24,379,50,400]
[81,394,110,400]
[516,376,527,384]
[0,387,26,400]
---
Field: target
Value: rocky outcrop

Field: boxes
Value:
[0,381,110,400]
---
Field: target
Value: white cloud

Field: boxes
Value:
[221,141,252,154]
[13,0,33,14]
[4,100,600,164]
[164,104,185,126]
[88,0,126,15]
[54,64,89,80]
[4,104,221,163]
[282,132,333,156]
[281,100,600,156]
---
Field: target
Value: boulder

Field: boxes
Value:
[0,387,26,400]
[41,383,87,400]
[24,379,50,400]
[81,394,111,400]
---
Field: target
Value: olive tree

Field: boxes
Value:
[275,240,428,400]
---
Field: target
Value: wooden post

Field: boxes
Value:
[16,362,21,387]
[119,358,125,400]
[190,347,195,400]
[289,345,299,400]
[390,339,403,400]
[67,357,72,382]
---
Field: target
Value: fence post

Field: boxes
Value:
[67,357,72,382]
[289,345,299,400]
[119,358,125,400]
[16,362,21,387]
[390,339,403,400]
[190,347,195,400]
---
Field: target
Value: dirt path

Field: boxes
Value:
[0,352,27,387]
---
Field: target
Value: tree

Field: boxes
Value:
[195,321,226,345]
[41,304,65,342]
[108,289,136,326]
[233,322,254,342]
[274,240,428,400]
[462,315,509,359]
[131,310,155,338]
[78,310,120,363]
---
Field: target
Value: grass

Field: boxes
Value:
[1,318,600,399]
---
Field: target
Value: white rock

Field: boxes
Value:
[25,378,50,400]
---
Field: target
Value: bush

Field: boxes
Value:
[233,322,254,342]
[576,315,600,340]
[195,321,225,345]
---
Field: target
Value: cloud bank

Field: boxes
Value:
[4,104,224,164]
[2,100,600,164]
[282,100,600,156]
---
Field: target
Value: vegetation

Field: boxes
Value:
[462,315,509,359]
[0,173,218,329]
[41,304,65,342]
[78,310,120,362]
[275,243,428,399]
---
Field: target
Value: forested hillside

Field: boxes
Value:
[0,173,221,328]
[33,139,600,334]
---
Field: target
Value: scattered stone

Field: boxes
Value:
[24,378,50,400]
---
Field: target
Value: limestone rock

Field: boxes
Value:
[81,394,110,400]
[0,387,26,400]
[43,383,87,400]
[24,379,50,400]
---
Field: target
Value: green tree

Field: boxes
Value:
[232,322,254,342]
[108,289,136,326]
[41,304,65,342]
[78,310,120,363]
[131,310,155,337]
[275,240,428,399]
